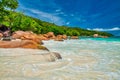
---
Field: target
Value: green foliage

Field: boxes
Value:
[0,0,18,23]
[2,0,18,10]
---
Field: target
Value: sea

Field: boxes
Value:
[0,37,120,80]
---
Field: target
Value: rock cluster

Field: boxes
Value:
[55,34,67,41]
[93,34,108,38]
[12,31,68,41]
[12,31,42,44]
[0,30,80,50]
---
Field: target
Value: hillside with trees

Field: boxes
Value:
[0,0,113,37]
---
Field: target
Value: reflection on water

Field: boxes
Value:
[0,39,120,80]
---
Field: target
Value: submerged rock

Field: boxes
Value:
[41,52,62,62]
[52,52,62,59]
[38,45,49,51]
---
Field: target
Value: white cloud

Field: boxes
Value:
[87,27,120,31]
[66,22,70,25]
[19,7,65,25]
[110,27,120,31]
[56,12,65,15]
[31,9,64,24]
[55,9,61,12]
[87,28,91,30]
[54,10,65,15]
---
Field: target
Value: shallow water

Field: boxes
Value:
[0,38,120,80]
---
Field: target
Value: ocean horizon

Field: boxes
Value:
[80,36,120,42]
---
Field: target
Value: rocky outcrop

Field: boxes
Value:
[12,31,31,39]
[54,34,67,41]
[71,36,79,39]
[41,52,62,62]
[93,34,99,37]
[12,31,42,44]
[21,34,42,44]
[62,34,67,40]
[0,40,48,50]
[46,32,55,39]
[54,38,64,41]
[55,35,64,41]
[102,36,108,38]
[12,31,68,41]
[43,32,56,39]
[0,33,3,38]
[38,34,49,40]
[93,34,108,38]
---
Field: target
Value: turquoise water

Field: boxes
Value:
[80,37,120,42]
[43,38,120,80]
[0,38,120,80]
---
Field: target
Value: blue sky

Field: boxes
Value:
[17,0,120,36]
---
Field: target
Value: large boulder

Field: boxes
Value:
[0,40,48,50]
[54,38,64,41]
[46,32,55,39]
[41,52,62,62]
[12,31,27,39]
[62,34,67,39]
[38,34,49,40]
[55,35,64,41]
[43,32,55,39]
[0,33,3,38]
[21,34,42,44]
[93,34,99,37]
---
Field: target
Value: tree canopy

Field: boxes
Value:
[0,0,18,10]
[0,0,18,22]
